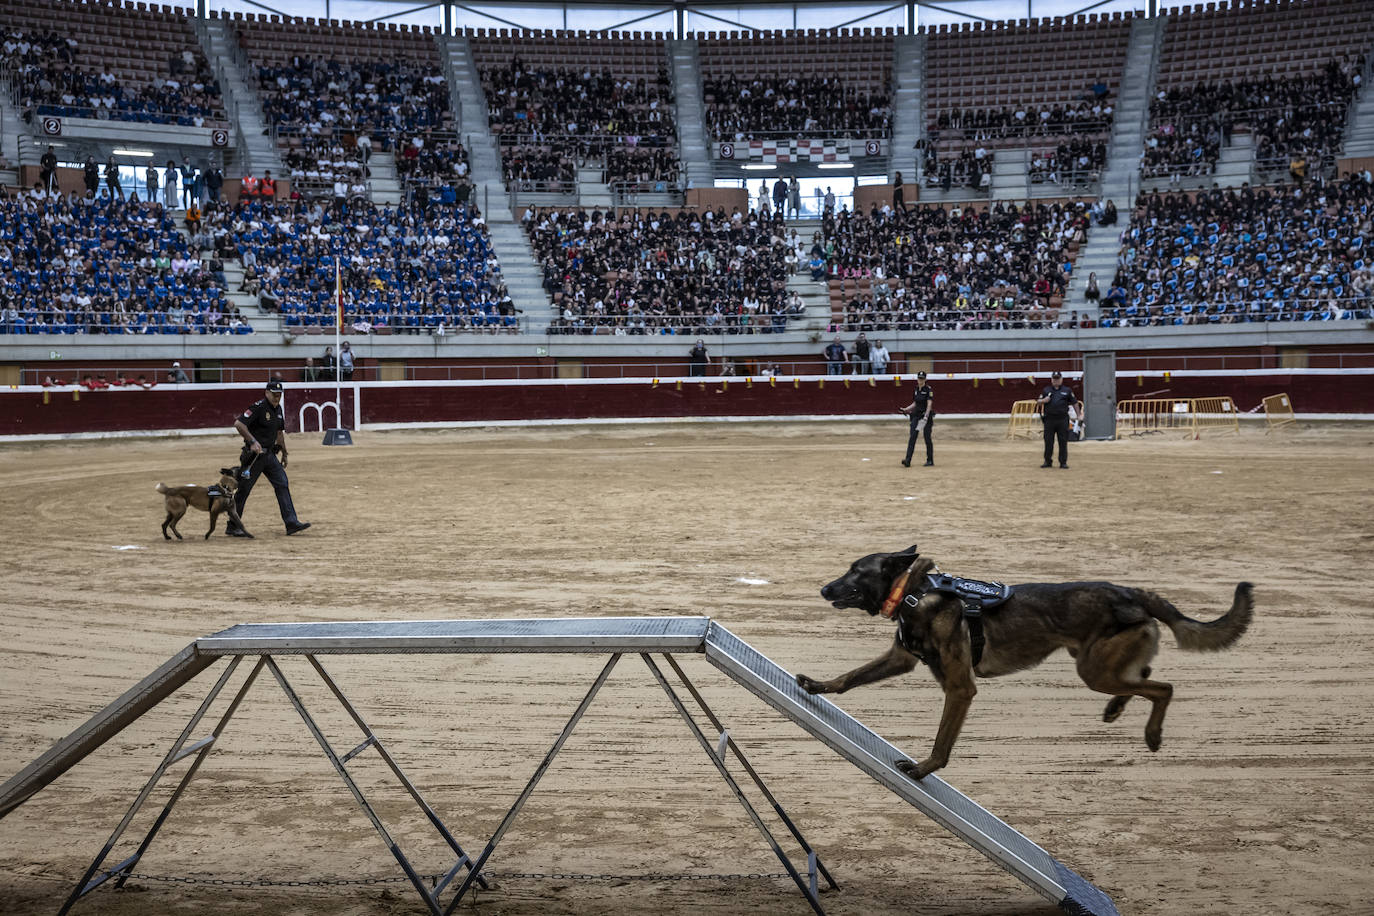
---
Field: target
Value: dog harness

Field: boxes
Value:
[881,562,1013,667]
[206,485,226,500]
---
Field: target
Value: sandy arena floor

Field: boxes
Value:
[1,420,1372,916]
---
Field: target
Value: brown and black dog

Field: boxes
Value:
[796,545,1252,779]
[156,468,252,540]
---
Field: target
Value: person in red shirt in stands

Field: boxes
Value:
[240,174,260,198]
[260,170,276,199]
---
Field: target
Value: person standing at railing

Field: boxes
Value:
[180,157,195,208]
[40,146,58,194]
[206,167,223,204]
[145,163,159,203]
[103,157,123,201]
[163,160,178,210]
[788,176,801,220]
[82,157,98,198]
[688,339,710,377]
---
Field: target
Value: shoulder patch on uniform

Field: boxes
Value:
[242,410,252,417]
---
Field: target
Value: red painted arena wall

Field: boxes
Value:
[2,371,1369,437]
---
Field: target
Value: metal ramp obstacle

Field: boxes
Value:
[0,617,1120,916]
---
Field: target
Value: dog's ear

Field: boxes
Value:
[882,550,920,577]
[220,468,236,477]
[898,544,919,557]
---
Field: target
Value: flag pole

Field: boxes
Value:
[335,255,343,430]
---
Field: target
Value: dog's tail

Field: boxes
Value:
[155,482,169,494]
[1145,582,1254,652]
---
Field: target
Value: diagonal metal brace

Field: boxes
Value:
[661,653,839,894]
[643,653,825,915]
[442,653,622,913]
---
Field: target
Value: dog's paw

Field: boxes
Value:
[1145,728,1163,752]
[896,757,941,780]
[795,674,824,694]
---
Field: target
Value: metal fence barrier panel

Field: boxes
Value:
[1005,399,1039,439]
[1262,393,1297,433]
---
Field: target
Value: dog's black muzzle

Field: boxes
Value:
[821,578,868,610]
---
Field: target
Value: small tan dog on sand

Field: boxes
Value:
[156,468,252,540]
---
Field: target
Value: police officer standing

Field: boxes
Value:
[226,380,311,536]
[1036,370,1077,469]
[899,370,935,467]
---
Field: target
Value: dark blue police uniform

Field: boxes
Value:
[1040,381,1077,468]
[903,380,935,466]
[227,384,309,535]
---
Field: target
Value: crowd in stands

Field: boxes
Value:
[1103,174,1374,326]
[396,133,472,194]
[257,55,449,139]
[822,200,1087,332]
[920,144,994,191]
[933,94,1114,141]
[483,61,678,186]
[702,75,891,140]
[1144,57,1363,182]
[0,190,248,335]
[1030,138,1108,187]
[526,207,801,335]
[217,198,515,333]
[4,29,224,126]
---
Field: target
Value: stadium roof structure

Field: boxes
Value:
[209,0,1165,36]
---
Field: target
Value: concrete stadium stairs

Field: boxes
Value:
[669,38,712,190]
[198,19,283,177]
[890,33,927,183]
[1067,13,1165,315]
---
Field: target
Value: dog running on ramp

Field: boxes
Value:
[795,546,1253,779]
[156,468,252,540]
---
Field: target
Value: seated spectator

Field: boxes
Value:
[1106,175,1374,327]
[934,95,1113,141]
[481,60,679,188]
[529,206,794,336]
[0,195,245,336]
[821,199,1084,332]
[704,75,890,142]
[3,25,225,127]
[1145,59,1363,184]
[224,197,510,336]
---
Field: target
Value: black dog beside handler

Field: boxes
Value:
[226,380,311,537]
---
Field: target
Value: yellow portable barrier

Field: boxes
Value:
[1262,393,1297,433]
[1191,396,1240,438]
[1006,399,1039,439]
[1116,398,1193,437]
[1117,396,1241,438]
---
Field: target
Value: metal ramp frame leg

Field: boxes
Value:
[643,653,829,916]
[302,657,488,891]
[442,652,623,913]
[262,655,484,916]
[58,656,259,916]
[660,654,839,896]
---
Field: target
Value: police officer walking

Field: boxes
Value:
[1036,370,1077,469]
[226,380,311,536]
[899,370,935,467]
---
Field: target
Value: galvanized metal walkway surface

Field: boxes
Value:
[0,616,1118,915]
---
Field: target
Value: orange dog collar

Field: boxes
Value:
[880,557,939,619]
